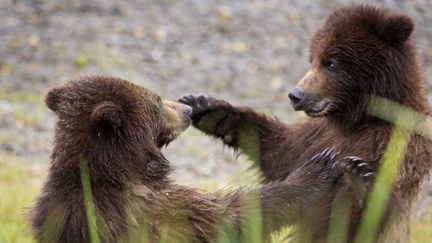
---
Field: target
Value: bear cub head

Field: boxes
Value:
[289,5,427,128]
[45,76,192,187]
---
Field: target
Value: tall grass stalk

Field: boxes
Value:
[80,159,101,243]
[354,97,417,243]
[327,195,352,243]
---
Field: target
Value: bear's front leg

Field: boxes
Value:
[260,148,342,232]
[179,94,298,181]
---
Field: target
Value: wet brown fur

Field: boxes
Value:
[181,5,432,242]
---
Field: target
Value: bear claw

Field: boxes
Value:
[309,148,338,164]
[304,148,341,183]
[179,93,217,116]
[339,155,374,189]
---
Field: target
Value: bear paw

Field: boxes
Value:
[338,156,374,196]
[179,94,232,136]
[179,94,227,116]
[339,156,374,187]
[303,148,341,184]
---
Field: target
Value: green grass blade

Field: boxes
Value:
[354,97,416,243]
[327,195,352,243]
[80,159,101,243]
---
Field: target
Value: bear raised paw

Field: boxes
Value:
[338,156,374,198]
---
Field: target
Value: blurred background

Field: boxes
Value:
[1,0,432,241]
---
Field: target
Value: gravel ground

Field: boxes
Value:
[1,0,432,215]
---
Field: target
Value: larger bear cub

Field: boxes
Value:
[181,5,432,242]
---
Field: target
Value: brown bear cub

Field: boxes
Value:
[30,76,342,242]
[180,5,432,242]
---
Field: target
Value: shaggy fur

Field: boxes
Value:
[180,5,432,242]
[30,76,342,242]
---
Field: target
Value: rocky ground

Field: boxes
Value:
[1,0,432,216]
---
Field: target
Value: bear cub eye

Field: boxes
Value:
[323,59,337,74]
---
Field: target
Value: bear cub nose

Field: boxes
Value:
[288,88,305,107]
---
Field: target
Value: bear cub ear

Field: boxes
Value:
[379,14,414,45]
[91,101,124,134]
[45,87,65,112]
